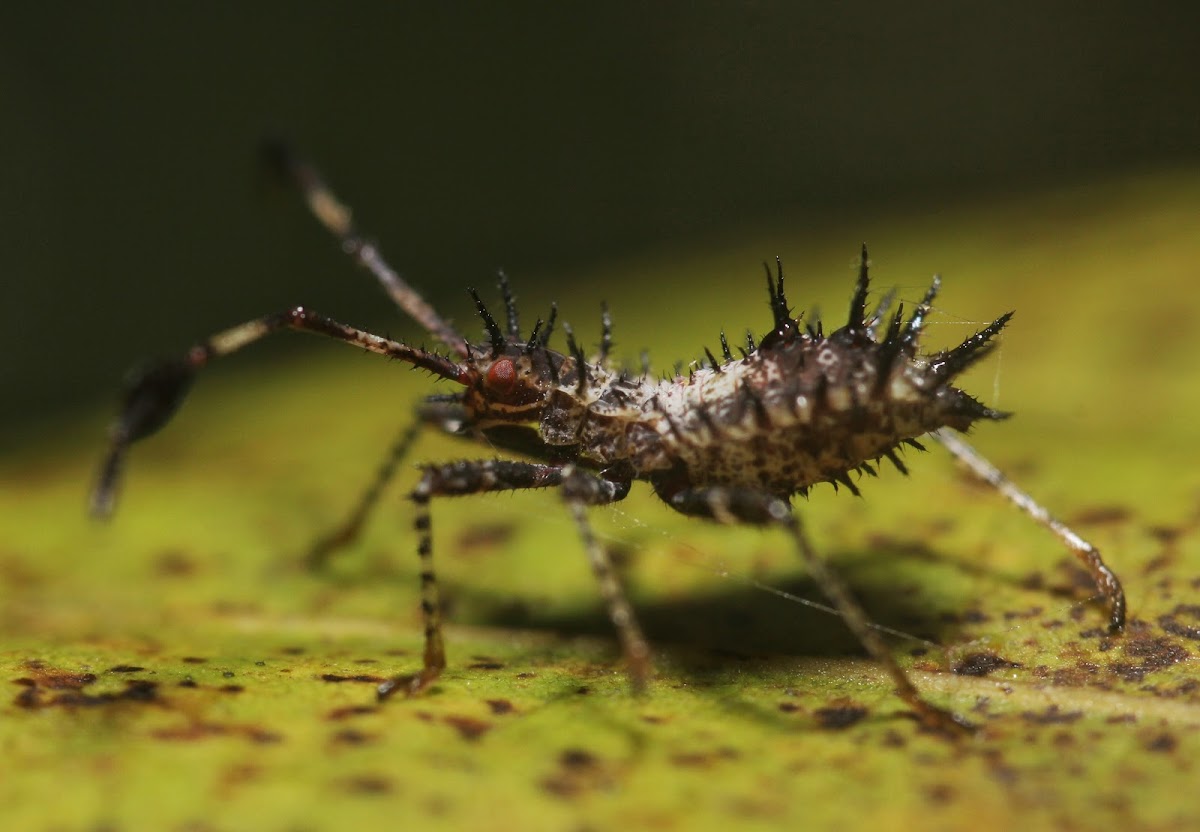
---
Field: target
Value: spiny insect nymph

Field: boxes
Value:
[93,145,1125,734]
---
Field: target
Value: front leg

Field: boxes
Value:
[307,397,468,568]
[658,481,970,736]
[377,460,641,699]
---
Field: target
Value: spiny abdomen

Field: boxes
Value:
[642,248,1011,498]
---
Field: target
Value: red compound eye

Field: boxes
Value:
[485,358,516,394]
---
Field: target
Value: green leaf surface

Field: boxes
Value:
[4,170,1200,831]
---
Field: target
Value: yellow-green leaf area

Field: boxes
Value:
[4,169,1200,831]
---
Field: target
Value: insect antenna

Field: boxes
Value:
[261,140,469,357]
[497,270,520,338]
[469,288,507,358]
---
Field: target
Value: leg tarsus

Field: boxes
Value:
[377,665,443,701]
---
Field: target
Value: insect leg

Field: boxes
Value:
[662,484,971,735]
[932,428,1126,632]
[378,459,573,700]
[307,398,467,568]
[262,141,469,357]
[91,307,466,518]
[559,468,649,691]
[375,461,643,699]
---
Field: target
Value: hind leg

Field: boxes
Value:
[661,483,970,736]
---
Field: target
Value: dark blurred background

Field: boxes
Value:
[3,4,1198,437]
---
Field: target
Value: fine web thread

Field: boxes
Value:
[920,301,1005,407]
[473,471,1099,659]
[596,501,1099,656]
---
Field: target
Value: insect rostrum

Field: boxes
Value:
[92,145,1125,735]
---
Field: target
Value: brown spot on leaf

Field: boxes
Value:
[485,698,515,715]
[1021,706,1082,725]
[1147,525,1183,545]
[1108,635,1190,681]
[180,656,207,664]
[814,702,869,730]
[18,662,97,690]
[219,684,244,694]
[152,721,282,744]
[1071,505,1132,526]
[670,747,740,768]
[331,728,377,746]
[320,673,386,684]
[15,678,159,710]
[924,783,956,804]
[778,701,801,713]
[953,652,1022,677]
[455,522,517,555]
[560,748,597,770]
[541,749,610,799]
[326,705,378,721]
[342,775,394,795]
[1145,733,1178,753]
[155,549,198,577]
[467,661,505,671]
[1002,606,1044,622]
[1158,604,1200,641]
[108,665,145,673]
[1051,660,1103,686]
[443,714,492,741]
